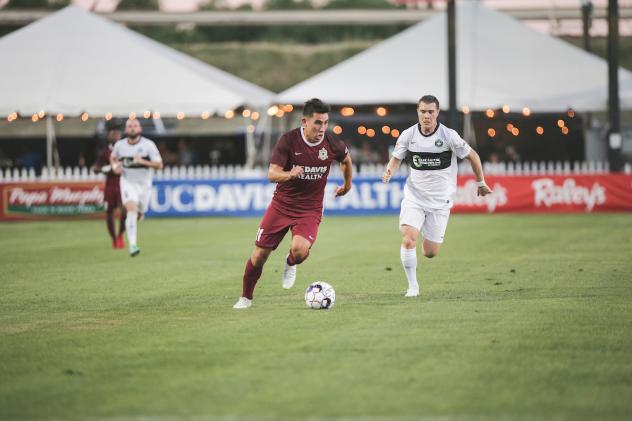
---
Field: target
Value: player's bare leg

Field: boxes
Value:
[124,201,140,257]
[282,235,311,289]
[422,239,441,258]
[400,224,420,297]
[234,246,273,309]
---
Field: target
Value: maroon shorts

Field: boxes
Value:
[255,203,322,250]
[104,180,122,210]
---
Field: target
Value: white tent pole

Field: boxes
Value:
[46,115,55,169]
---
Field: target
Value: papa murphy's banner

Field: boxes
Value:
[0,182,105,221]
[144,174,632,217]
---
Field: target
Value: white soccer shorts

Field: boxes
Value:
[120,178,152,213]
[399,199,450,244]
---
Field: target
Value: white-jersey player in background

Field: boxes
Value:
[382,95,492,297]
[110,119,163,257]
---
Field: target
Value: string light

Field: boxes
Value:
[522,107,531,117]
[391,129,400,138]
[333,125,343,135]
[557,119,565,128]
[562,126,569,135]
[31,114,39,122]
[242,109,251,118]
[251,111,260,121]
[366,128,376,138]
[201,111,211,119]
[381,125,391,134]
[462,106,470,114]
[502,105,510,114]
[38,110,45,118]
[267,105,279,116]
[275,109,285,118]
[376,107,387,117]
[511,127,520,136]
[357,126,367,135]
[506,123,514,132]
[487,128,496,137]
[485,109,495,118]
[284,104,294,113]
[536,126,544,135]
[341,107,355,117]
[225,110,235,119]
[56,114,64,122]
[81,112,89,122]
[176,112,185,120]
[8,112,18,122]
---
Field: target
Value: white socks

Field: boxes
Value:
[400,246,419,292]
[125,211,138,249]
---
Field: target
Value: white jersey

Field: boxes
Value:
[392,123,471,210]
[111,136,162,186]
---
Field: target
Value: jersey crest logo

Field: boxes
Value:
[435,139,444,147]
[318,148,328,160]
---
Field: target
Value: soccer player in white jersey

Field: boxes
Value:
[110,119,163,257]
[382,95,492,297]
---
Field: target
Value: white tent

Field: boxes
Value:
[277,1,632,113]
[0,5,273,117]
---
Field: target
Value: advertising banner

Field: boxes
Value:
[0,182,105,221]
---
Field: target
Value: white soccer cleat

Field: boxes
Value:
[405,288,420,297]
[282,258,297,289]
[233,297,252,309]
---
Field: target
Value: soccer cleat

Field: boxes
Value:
[116,235,125,249]
[112,239,118,249]
[233,297,252,309]
[282,258,297,289]
[130,245,140,257]
[405,288,420,297]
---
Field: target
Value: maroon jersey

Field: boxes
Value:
[95,144,120,187]
[270,128,348,216]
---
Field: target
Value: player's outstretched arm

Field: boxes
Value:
[466,149,492,196]
[334,154,353,197]
[268,163,303,183]
[382,157,402,183]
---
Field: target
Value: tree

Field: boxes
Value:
[116,0,159,11]
[266,0,313,10]
[5,0,70,9]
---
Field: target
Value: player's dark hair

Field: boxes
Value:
[302,98,331,117]
[418,95,440,109]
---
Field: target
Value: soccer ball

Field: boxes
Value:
[305,281,336,309]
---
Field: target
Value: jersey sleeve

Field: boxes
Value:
[449,129,472,159]
[392,128,411,160]
[270,135,291,169]
[148,141,163,163]
[111,141,120,159]
[331,136,349,163]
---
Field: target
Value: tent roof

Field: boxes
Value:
[277,1,632,112]
[0,6,274,117]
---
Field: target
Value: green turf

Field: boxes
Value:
[1,214,631,420]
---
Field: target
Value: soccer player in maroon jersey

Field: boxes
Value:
[233,98,353,309]
[92,129,126,249]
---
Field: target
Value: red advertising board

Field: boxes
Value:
[453,174,632,213]
[0,182,105,221]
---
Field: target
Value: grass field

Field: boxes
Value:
[1,214,631,420]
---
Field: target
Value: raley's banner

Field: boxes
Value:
[2,174,631,220]
[0,182,105,221]
[144,174,632,217]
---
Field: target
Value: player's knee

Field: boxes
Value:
[423,250,437,258]
[290,245,309,264]
[402,237,416,249]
